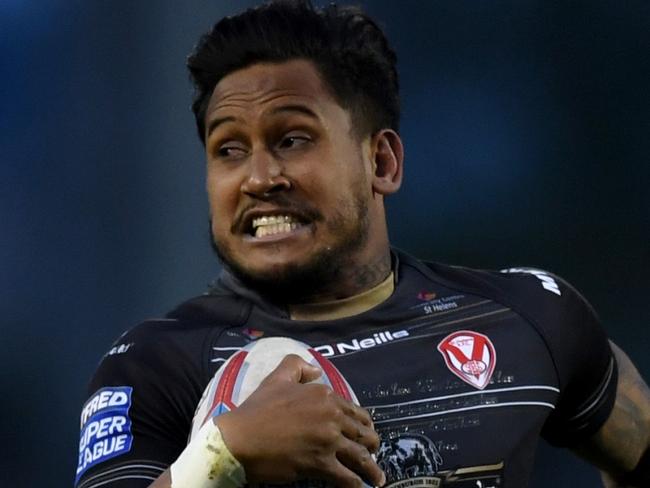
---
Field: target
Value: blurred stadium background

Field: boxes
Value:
[1,1,648,486]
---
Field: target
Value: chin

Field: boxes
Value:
[215,240,347,303]
[239,257,341,302]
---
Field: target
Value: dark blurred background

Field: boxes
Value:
[1,1,648,486]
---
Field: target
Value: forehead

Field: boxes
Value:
[207,59,339,117]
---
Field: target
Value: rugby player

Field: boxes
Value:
[75,2,650,487]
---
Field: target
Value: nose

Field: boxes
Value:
[240,148,291,197]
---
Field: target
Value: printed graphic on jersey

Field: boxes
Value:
[433,463,504,487]
[417,290,437,301]
[377,434,443,487]
[76,386,133,483]
[105,342,134,357]
[313,329,410,357]
[500,267,561,296]
[437,331,496,390]
[377,434,504,488]
[410,294,465,315]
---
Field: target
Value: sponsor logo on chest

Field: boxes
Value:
[314,329,410,357]
[212,328,411,363]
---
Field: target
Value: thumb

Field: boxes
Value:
[264,354,322,385]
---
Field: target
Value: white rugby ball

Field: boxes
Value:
[189,337,358,440]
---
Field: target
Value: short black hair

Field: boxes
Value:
[187,0,399,144]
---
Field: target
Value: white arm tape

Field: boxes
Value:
[170,420,246,488]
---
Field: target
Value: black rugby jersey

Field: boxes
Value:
[75,250,617,488]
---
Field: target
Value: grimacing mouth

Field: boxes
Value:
[241,210,311,238]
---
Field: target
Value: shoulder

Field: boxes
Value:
[421,259,599,334]
[85,317,207,406]
[398,251,618,445]
[75,290,256,485]
[396,249,596,331]
[433,261,608,354]
[423,259,617,444]
[410,253,610,370]
[124,288,252,348]
[89,290,251,389]
[99,317,210,369]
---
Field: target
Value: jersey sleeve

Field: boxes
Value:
[498,268,618,447]
[74,321,206,488]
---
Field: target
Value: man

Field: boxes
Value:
[74,2,650,487]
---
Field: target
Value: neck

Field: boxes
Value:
[293,249,392,304]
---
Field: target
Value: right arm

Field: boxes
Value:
[150,356,384,488]
[572,342,650,487]
[149,355,384,488]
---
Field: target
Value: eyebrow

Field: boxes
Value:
[269,104,319,119]
[205,104,319,139]
[206,116,236,139]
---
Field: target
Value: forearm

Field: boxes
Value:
[573,342,650,486]
[148,420,245,488]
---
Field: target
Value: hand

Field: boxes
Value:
[215,354,385,487]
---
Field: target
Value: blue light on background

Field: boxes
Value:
[1,1,648,486]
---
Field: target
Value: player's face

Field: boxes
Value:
[204,60,380,297]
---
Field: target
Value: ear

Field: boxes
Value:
[369,129,403,195]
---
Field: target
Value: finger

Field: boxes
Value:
[262,354,322,385]
[335,396,375,428]
[339,416,381,453]
[336,438,386,487]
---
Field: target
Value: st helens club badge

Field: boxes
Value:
[437,330,496,390]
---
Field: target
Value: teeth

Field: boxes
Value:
[252,214,297,229]
[254,222,299,238]
[251,215,301,238]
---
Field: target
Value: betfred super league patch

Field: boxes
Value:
[76,386,133,482]
[437,331,496,390]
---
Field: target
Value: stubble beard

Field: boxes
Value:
[211,192,370,304]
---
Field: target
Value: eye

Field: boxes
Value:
[215,141,248,159]
[277,133,312,150]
